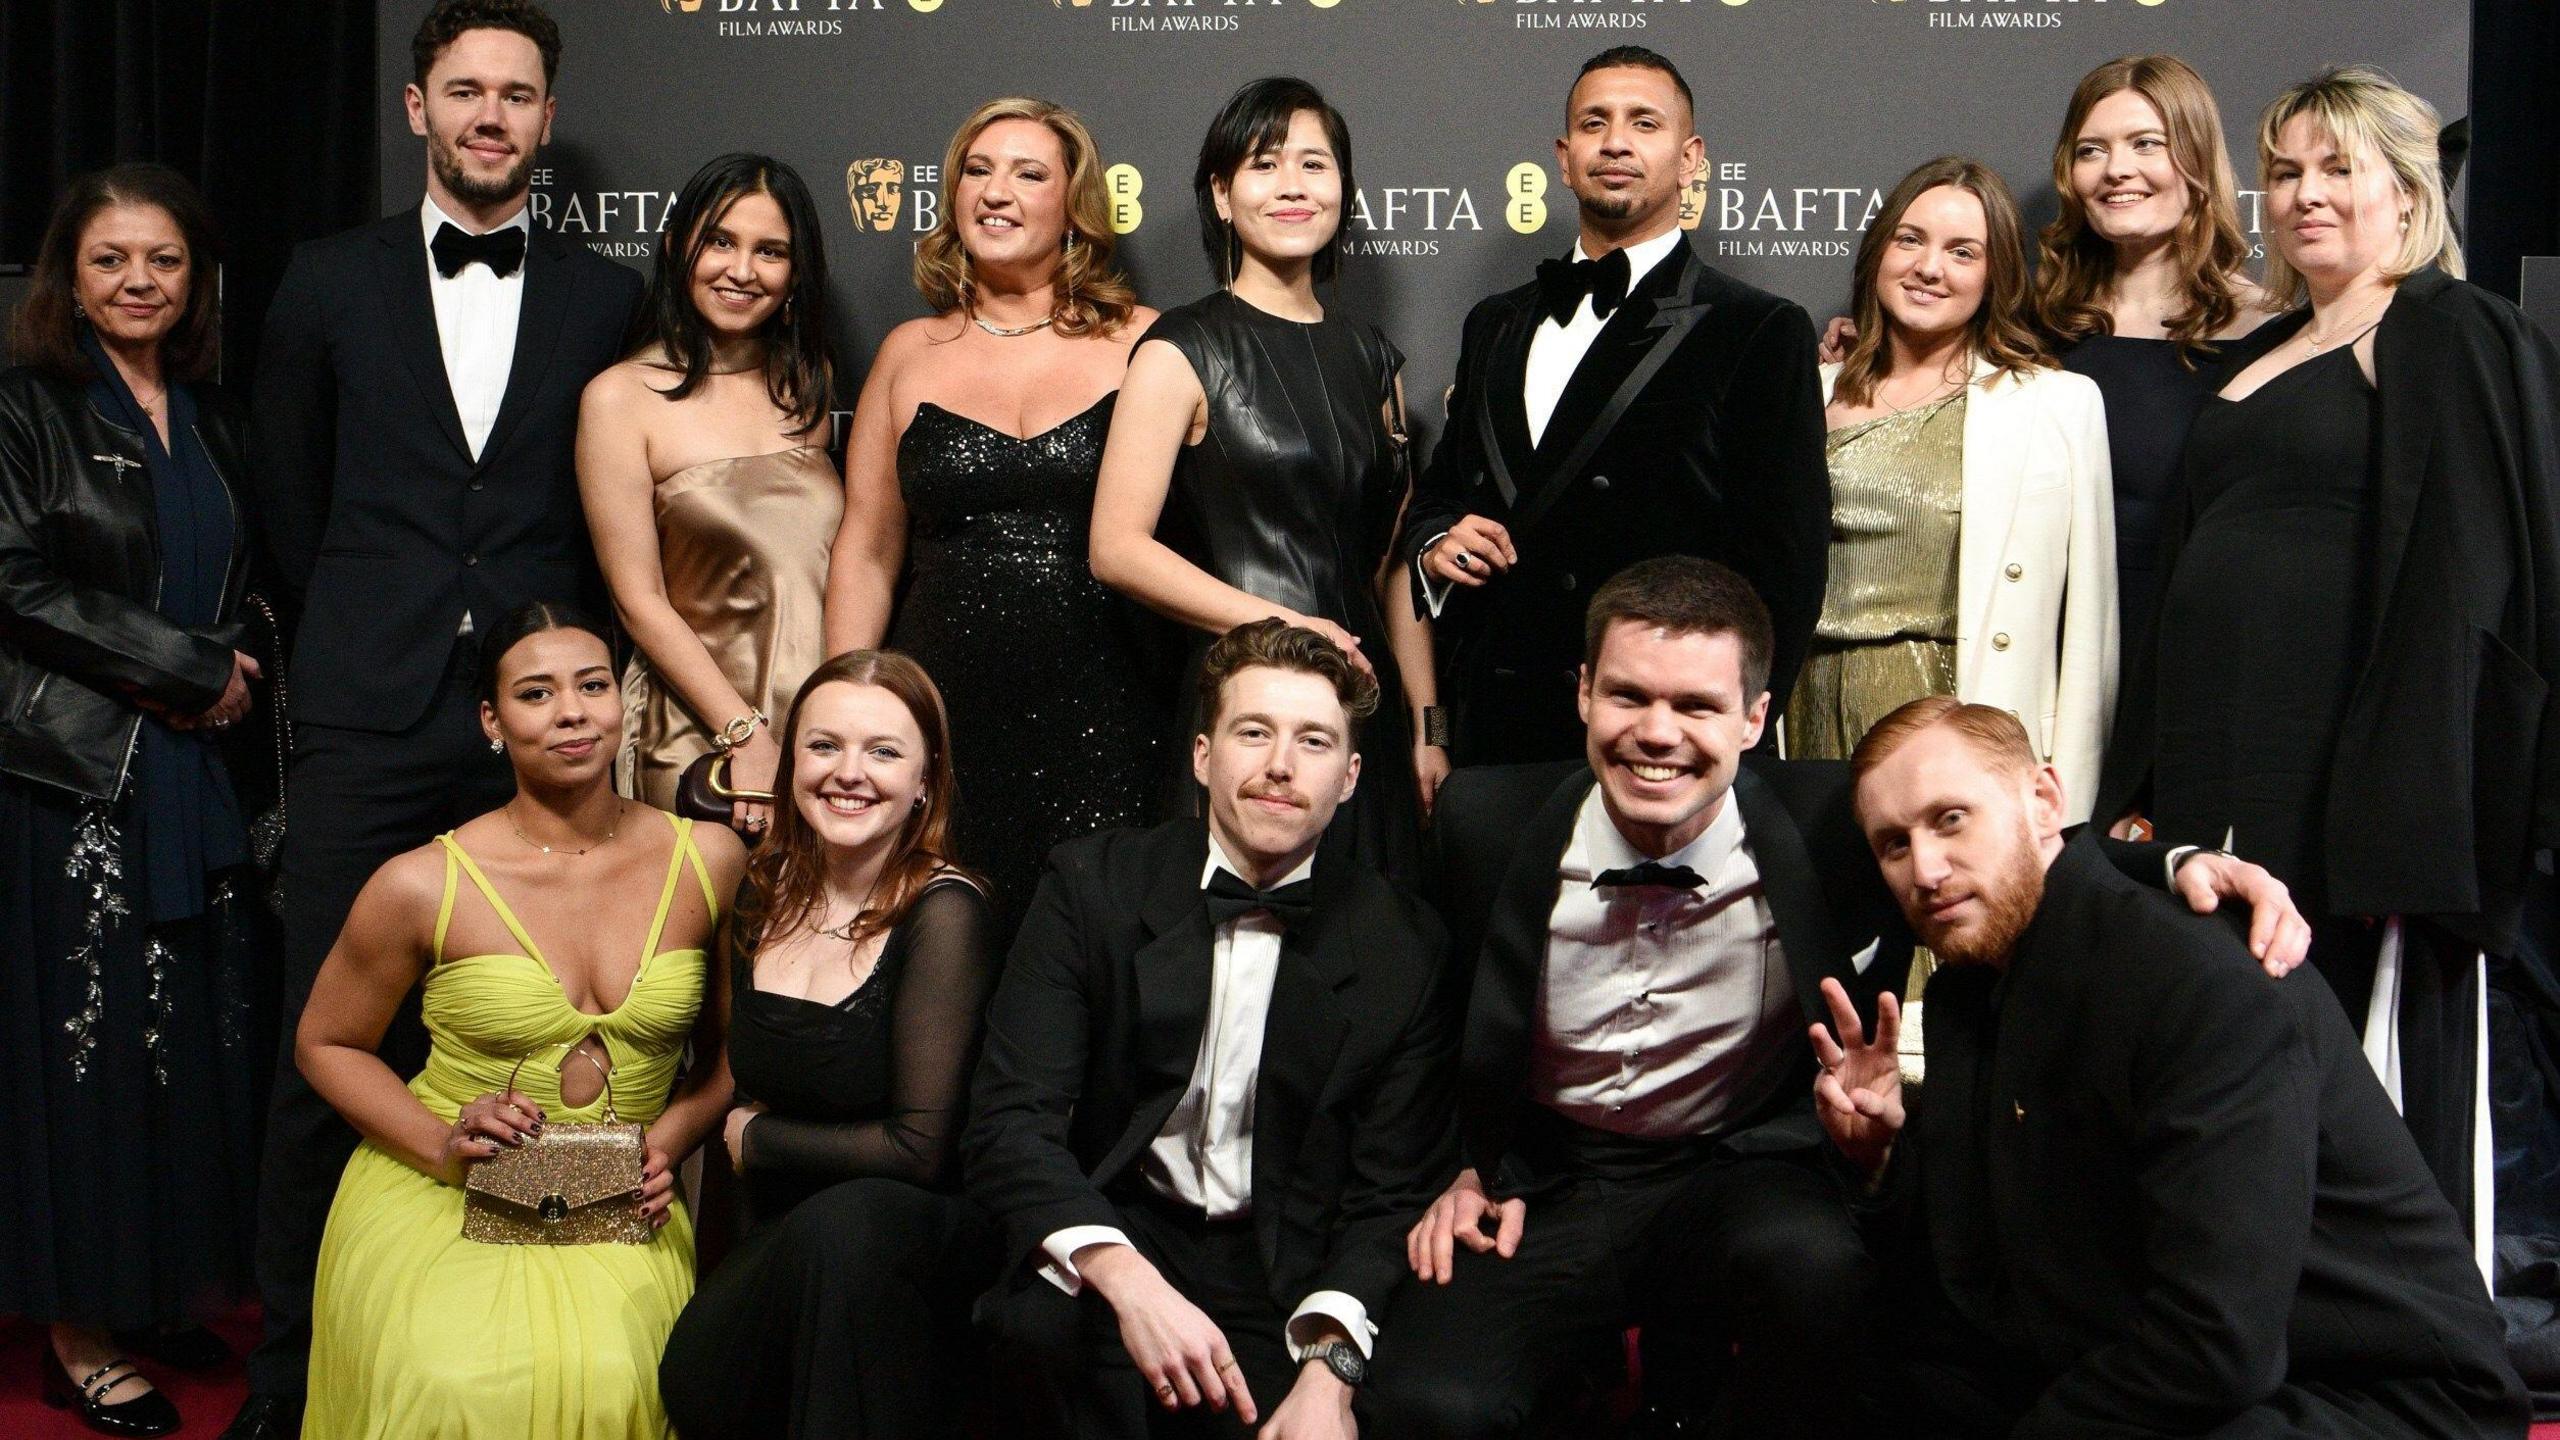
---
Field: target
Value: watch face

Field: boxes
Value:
[1323,1343,1368,1387]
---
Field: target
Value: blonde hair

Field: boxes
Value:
[2256,65,2463,310]
[2035,55,2251,362]
[912,96,1137,337]
[1834,156,2052,410]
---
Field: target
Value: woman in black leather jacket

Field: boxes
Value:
[1,162,267,1438]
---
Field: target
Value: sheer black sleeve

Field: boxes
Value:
[739,880,997,1189]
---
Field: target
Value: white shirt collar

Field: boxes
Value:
[1201,834,1319,893]
[420,193,533,245]
[1570,226,1684,287]
[1569,781,1745,889]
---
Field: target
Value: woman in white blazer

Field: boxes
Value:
[1791,155,2117,819]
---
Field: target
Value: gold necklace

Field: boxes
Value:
[506,800,624,856]
[2303,289,2389,351]
[971,310,1054,338]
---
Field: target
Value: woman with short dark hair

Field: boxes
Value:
[1089,77,1439,882]
[1,161,265,1438]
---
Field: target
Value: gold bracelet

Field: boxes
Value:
[1421,705,1451,749]
[712,709,767,753]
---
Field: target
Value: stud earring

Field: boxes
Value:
[489,737,504,754]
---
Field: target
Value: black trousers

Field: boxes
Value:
[977,1195,1304,1440]
[1363,1143,1874,1440]
[243,643,512,1397]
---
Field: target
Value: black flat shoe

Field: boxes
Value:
[219,1392,304,1440]
[113,1322,232,1371]
[38,1352,182,1437]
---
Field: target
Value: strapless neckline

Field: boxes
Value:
[910,393,1115,447]
[655,442,829,489]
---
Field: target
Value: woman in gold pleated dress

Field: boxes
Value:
[580,155,842,834]
[295,604,749,1439]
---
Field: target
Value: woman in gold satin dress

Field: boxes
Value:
[294,604,749,1439]
[580,154,843,832]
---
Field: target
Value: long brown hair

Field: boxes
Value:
[729,651,980,958]
[2035,55,2250,361]
[1833,156,2051,409]
[9,163,223,384]
[912,97,1138,338]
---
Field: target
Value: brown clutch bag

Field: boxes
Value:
[674,750,774,840]
[460,1046,650,1246]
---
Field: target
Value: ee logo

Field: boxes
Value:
[1505,162,1548,235]
[1106,164,1145,235]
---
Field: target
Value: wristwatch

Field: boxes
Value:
[1306,1339,1368,1388]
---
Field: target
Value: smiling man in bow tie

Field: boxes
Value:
[966,619,1460,1439]
[1399,46,1831,768]
[231,5,641,1436]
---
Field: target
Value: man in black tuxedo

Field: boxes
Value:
[1401,45,1829,766]
[1823,697,2526,1438]
[1364,558,2311,1439]
[966,619,1458,1440]
[232,4,640,1435]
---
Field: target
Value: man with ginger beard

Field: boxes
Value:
[1364,557,2314,1439]
[1819,696,2524,1438]
[233,4,640,1435]
[965,619,1458,1440]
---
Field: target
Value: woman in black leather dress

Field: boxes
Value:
[1090,77,1440,885]
[826,97,1166,938]
[659,651,997,1439]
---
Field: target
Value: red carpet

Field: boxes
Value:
[5,1306,2557,1438]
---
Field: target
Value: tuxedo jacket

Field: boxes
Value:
[249,210,641,732]
[962,818,1459,1321]
[1887,833,2525,1438]
[1808,358,2118,818]
[1402,241,1831,765]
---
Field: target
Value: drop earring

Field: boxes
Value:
[489,737,504,754]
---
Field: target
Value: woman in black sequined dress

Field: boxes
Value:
[826,98,1165,937]
[1088,78,1440,886]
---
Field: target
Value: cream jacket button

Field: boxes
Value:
[1991,632,2011,650]
[2004,562,2023,580]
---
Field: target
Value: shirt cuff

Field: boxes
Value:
[1285,1290,1377,1361]
[2164,845,2202,889]
[1038,1225,1132,1297]
[1414,534,1453,619]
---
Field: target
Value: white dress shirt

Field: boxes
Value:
[420,195,528,463]
[1038,841,1375,1358]
[1521,225,1684,448]
[1532,786,1800,1138]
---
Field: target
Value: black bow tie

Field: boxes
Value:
[431,221,528,280]
[1593,860,1706,891]
[1205,868,1315,928]
[1535,246,1632,327]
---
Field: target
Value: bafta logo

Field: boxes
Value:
[661,0,702,11]
[1678,169,1709,231]
[848,159,905,233]
[1505,162,1549,236]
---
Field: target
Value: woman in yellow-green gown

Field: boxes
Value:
[292,605,748,1439]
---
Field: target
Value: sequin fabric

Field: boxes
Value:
[889,394,1166,933]
[58,801,129,1082]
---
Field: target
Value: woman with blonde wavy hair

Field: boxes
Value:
[2038,53,2271,647]
[2100,66,2560,1259]
[823,96,1166,939]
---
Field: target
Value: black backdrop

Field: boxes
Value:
[1,0,2554,371]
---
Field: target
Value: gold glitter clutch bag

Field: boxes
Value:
[461,1046,650,1246]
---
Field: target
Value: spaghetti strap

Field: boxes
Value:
[677,815,719,923]
[432,836,461,963]
[442,836,551,967]
[641,813,698,961]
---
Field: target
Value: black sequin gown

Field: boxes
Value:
[888,395,1167,936]
[1147,291,1420,885]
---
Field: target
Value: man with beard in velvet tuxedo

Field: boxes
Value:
[229,5,641,1436]
[1400,46,1829,766]
[1361,558,2313,1439]
[1820,696,2524,1438]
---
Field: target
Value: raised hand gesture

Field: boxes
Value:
[1808,977,1904,1181]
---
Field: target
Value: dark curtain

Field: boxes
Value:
[0,0,377,379]
[2468,0,2560,302]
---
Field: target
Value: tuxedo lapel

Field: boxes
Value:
[1511,247,1712,536]
[1732,766,1849,1027]
[1461,769,1591,1175]
[373,218,473,464]
[1250,867,1359,1272]
[479,227,574,467]
[1479,299,1537,509]
[1088,827,1215,1184]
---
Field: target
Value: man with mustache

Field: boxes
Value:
[967,619,1458,1440]
[232,4,640,1436]
[1363,557,2310,1438]
[1399,46,1830,766]
[1822,696,2525,1437]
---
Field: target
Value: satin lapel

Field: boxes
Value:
[1731,766,1843,1027]
[479,229,573,467]
[374,222,472,463]
[1480,299,1537,509]
[1462,770,1591,1162]
[1250,875,1358,1273]
[1511,262,1712,536]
